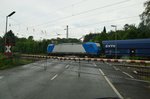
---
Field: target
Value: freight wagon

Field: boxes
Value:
[102,39,150,57]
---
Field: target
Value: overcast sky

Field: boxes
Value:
[0,0,147,40]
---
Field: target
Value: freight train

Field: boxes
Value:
[47,39,150,58]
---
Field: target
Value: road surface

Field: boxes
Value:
[0,59,149,99]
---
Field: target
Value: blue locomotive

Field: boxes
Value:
[47,42,101,57]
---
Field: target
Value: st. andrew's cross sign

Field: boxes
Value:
[4,44,12,56]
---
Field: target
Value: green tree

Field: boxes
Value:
[3,30,16,46]
[138,0,150,38]
[124,24,138,39]
[140,0,150,26]
[103,26,106,33]
[28,36,33,40]
[0,36,4,52]
[83,33,99,42]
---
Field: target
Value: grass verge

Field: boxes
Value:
[0,54,33,70]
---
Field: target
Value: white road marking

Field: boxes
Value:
[51,74,58,80]
[98,68,124,99]
[105,62,109,65]
[65,65,70,69]
[122,72,134,79]
[93,63,97,67]
[70,61,73,63]
[126,77,150,83]
[22,65,31,68]
[113,66,120,71]
[0,76,4,79]
[98,69,105,76]
[109,64,112,66]
[105,62,112,66]
[133,70,137,74]
[104,75,124,99]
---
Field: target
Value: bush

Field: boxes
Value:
[0,53,33,70]
[0,54,14,69]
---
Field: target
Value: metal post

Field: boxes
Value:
[5,16,8,44]
[66,25,68,39]
[78,59,81,77]
[5,11,16,35]
[44,55,48,71]
[111,25,117,59]
[4,11,16,56]
[64,25,69,39]
[5,16,8,35]
[115,26,117,59]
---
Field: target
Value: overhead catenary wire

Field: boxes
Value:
[0,0,90,34]
[29,0,131,28]
[6,0,144,31]
[47,16,140,38]
[65,17,140,38]
[9,15,140,39]
[42,2,142,30]
[18,0,90,24]
[6,0,137,31]
[0,0,143,40]
[72,16,139,28]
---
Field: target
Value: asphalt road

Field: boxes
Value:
[95,62,150,99]
[0,59,149,99]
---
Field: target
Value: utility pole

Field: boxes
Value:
[64,25,69,39]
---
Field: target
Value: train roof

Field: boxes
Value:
[57,43,81,45]
[85,42,100,46]
[103,38,150,44]
[49,42,99,45]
